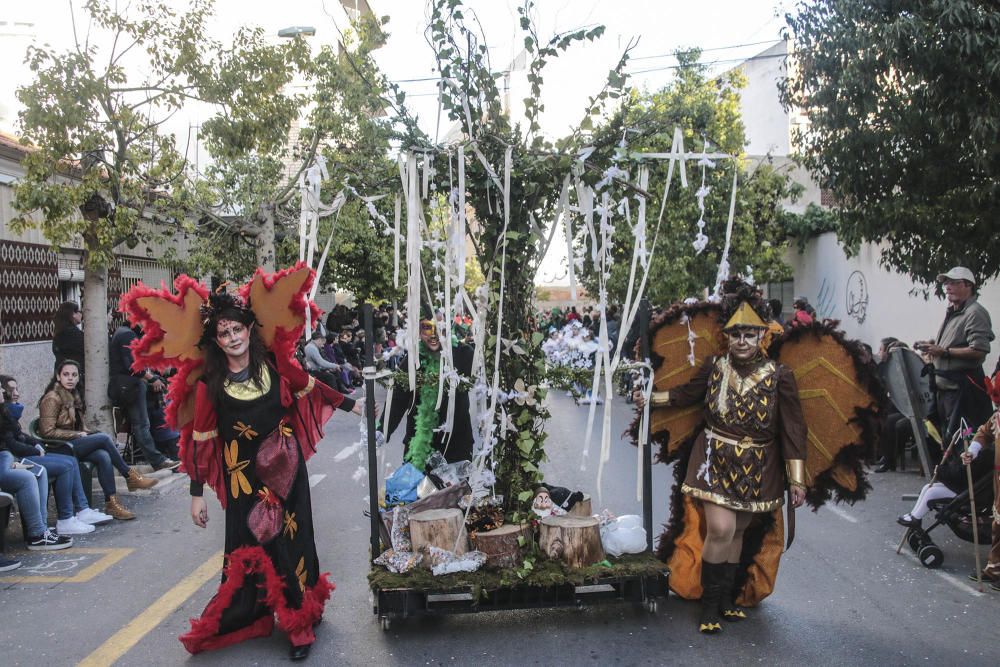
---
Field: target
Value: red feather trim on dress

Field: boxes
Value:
[179,545,334,654]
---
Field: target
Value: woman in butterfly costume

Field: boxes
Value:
[120,264,364,661]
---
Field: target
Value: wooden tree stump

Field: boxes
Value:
[567,493,592,517]
[538,515,605,568]
[471,523,533,569]
[409,508,469,556]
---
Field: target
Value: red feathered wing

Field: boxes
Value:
[119,275,209,434]
[240,262,319,370]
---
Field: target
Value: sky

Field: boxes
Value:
[0,0,790,283]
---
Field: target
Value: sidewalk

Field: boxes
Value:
[1,467,186,547]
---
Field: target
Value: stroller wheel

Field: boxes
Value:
[918,543,944,569]
[906,530,923,552]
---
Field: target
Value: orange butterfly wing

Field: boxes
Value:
[119,275,209,433]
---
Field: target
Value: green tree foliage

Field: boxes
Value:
[579,52,797,306]
[195,14,400,293]
[782,0,1000,284]
[275,199,399,303]
[421,0,634,511]
[13,0,218,426]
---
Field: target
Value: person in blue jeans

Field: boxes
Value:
[37,360,157,521]
[0,450,71,550]
[1,374,113,534]
[107,325,181,471]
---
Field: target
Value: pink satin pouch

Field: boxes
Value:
[248,488,283,544]
[255,423,300,499]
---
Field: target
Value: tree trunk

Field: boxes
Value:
[471,522,533,569]
[409,508,469,556]
[538,515,605,568]
[567,494,592,517]
[257,202,276,272]
[82,263,112,432]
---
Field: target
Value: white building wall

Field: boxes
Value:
[737,40,791,157]
[787,232,1000,372]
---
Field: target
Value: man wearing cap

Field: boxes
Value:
[915,267,995,440]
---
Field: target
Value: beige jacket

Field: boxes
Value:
[37,386,85,440]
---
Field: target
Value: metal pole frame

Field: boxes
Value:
[639,299,654,553]
[362,303,381,560]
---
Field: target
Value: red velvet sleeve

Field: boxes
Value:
[179,381,228,509]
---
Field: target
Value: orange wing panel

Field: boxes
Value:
[778,335,874,488]
[649,307,722,453]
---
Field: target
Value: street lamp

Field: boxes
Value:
[277,26,316,38]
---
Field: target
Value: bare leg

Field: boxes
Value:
[698,501,738,634]
[702,501,738,563]
[727,511,753,563]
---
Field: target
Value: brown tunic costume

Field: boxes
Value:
[970,413,1000,573]
[668,354,807,512]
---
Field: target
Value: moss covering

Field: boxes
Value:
[368,552,668,593]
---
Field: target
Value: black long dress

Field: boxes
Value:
[180,365,333,652]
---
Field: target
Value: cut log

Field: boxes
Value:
[567,493,592,517]
[409,508,469,557]
[471,523,533,569]
[538,515,605,568]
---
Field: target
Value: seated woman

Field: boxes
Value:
[37,360,157,521]
[897,438,994,528]
[1,374,112,534]
[0,450,71,550]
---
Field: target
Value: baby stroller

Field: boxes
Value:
[903,472,995,568]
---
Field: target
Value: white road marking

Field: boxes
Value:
[333,441,364,462]
[825,504,858,524]
[898,549,986,597]
[309,474,327,488]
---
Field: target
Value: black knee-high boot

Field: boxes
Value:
[719,562,747,621]
[698,561,726,634]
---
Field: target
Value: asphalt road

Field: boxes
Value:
[1,389,996,666]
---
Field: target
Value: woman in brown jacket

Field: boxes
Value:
[38,360,156,520]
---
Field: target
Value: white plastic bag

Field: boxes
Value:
[599,513,646,556]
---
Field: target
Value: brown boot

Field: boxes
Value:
[104,497,136,520]
[126,468,157,491]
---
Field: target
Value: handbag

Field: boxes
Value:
[247,488,283,544]
[255,423,300,500]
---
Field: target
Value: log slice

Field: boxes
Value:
[409,508,469,557]
[471,523,533,569]
[538,515,605,568]
[567,493,592,517]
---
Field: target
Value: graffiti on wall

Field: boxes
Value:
[816,277,838,320]
[846,270,869,324]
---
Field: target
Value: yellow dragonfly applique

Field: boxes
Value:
[295,556,307,592]
[283,511,298,540]
[224,440,252,499]
[234,421,259,440]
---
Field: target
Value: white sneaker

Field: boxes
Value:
[56,517,96,535]
[76,508,114,525]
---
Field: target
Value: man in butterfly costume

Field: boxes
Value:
[635,279,879,634]
[120,264,363,661]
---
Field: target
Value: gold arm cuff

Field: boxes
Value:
[294,375,316,399]
[785,459,806,487]
[650,390,670,407]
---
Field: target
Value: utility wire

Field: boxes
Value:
[629,39,784,61]
[389,41,790,87]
